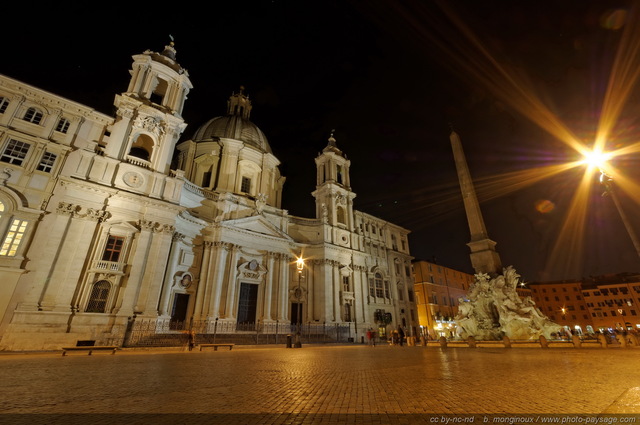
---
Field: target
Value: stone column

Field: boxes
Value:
[263,252,275,321]
[40,206,108,311]
[118,220,154,315]
[139,224,175,316]
[157,232,184,316]
[193,241,212,321]
[221,245,240,319]
[46,208,109,312]
[332,261,341,322]
[17,203,78,310]
[278,255,291,321]
[205,242,229,319]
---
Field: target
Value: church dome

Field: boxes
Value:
[191,87,272,154]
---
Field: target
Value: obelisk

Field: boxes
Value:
[450,129,502,276]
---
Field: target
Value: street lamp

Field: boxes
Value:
[599,171,640,262]
[294,256,304,348]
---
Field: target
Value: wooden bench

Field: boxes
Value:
[199,343,235,351]
[62,346,117,356]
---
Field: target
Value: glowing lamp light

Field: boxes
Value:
[296,257,305,272]
[581,149,612,170]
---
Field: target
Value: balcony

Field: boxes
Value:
[91,260,126,274]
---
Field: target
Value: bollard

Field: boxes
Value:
[572,335,581,348]
[598,333,607,348]
[539,335,548,348]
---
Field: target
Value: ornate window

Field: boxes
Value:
[36,152,57,173]
[241,176,251,193]
[336,206,345,224]
[1,139,31,166]
[0,218,28,257]
[368,277,375,297]
[85,280,111,313]
[336,164,344,184]
[0,97,8,114]
[102,236,125,262]
[375,273,384,298]
[202,170,212,187]
[342,276,350,292]
[55,118,70,133]
[23,107,43,124]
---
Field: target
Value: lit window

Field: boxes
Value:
[36,152,57,173]
[55,118,70,133]
[23,107,43,124]
[1,139,31,166]
[0,219,28,256]
[241,176,251,193]
[85,280,111,313]
[102,236,125,262]
[0,97,9,114]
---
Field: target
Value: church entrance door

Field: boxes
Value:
[170,293,189,329]
[237,282,258,329]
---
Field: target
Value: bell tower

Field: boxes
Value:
[102,40,192,175]
[312,131,356,240]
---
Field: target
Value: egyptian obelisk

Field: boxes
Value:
[449,129,502,276]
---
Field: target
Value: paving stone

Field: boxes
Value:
[0,345,638,424]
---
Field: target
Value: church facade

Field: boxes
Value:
[0,43,415,351]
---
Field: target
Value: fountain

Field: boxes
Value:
[449,129,561,340]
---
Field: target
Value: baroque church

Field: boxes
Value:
[0,42,415,351]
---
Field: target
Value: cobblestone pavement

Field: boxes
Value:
[0,345,639,424]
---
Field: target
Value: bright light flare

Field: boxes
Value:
[296,257,305,271]
[371,2,640,279]
[579,148,613,171]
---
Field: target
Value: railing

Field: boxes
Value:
[122,318,356,348]
[125,156,151,169]
[91,260,126,273]
[181,179,218,200]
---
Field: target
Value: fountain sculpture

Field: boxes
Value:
[455,266,561,340]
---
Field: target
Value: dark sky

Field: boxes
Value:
[4,0,640,282]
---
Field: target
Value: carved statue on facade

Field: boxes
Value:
[455,266,562,340]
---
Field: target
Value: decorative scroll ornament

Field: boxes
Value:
[133,115,166,137]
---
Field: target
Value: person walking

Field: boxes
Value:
[366,328,376,347]
[398,326,405,347]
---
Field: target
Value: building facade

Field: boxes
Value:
[528,274,640,335]
[0,42,415,351]
[413,260,474,340]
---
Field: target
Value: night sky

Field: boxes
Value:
[4,0,640,282]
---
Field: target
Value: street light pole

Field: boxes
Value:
[295,257,304,348]
[600,172,640,261]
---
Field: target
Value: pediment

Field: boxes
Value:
[223,215,292,241]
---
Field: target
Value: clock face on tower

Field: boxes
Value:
[123,171,144,188]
